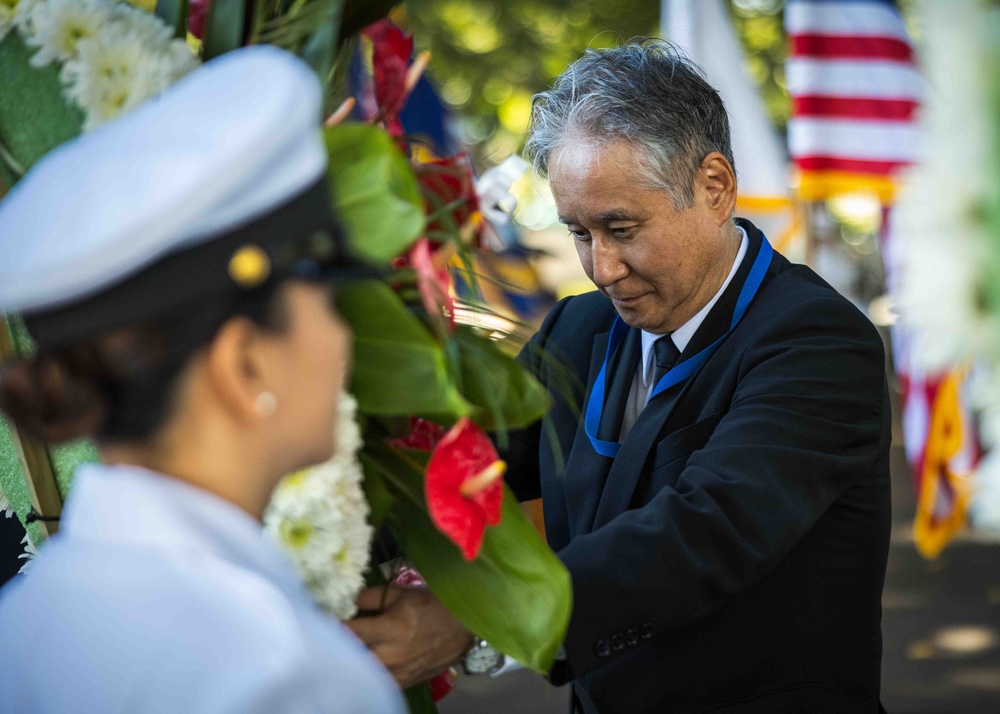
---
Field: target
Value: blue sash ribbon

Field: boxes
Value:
[585,235,774,458]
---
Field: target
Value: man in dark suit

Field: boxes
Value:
[350,41,891,713]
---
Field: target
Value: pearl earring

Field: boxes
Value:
[254,391,278,417]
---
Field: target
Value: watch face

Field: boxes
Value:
[465,643,503,674]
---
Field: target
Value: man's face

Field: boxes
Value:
[549,140,735,335]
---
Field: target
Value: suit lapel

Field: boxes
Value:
[560,330,613,538]
[560,323,643,537]
[589,221,775,530]
[598,325,641,441]
[590,377,692,529]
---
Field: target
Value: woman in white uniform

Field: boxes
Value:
[0,47,405,714]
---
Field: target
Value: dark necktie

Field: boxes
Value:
[651,335,680,387]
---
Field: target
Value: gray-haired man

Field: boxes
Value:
[350,40,891,714]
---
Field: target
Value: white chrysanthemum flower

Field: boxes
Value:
[265,393,374,620]
[15,0,199,131]
[109,0,171,46]
[25,0,114,67]
[0,0,20,41]
[63,25,194,131]
[165,37,199,81]
[12,0,42,33]
[17,533,36,574]
[895,212,997,371]
[894,0,1000,373]
[62,29,156,129]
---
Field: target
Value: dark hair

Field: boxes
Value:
[524,38,735,208]
[0,283,289,444]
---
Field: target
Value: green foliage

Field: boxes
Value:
[154,0,190,38]
[202,0,248,60]
[403,682,438,714]
[728,1,788,131]
[453,325,550,437]
[251,0,343,68]
[369,442,572,674]
[325,123,426,262]
[360,455,396,530]
[336,281,472,419]
[0,33,84,186]
[398,0,798,157]
[299,11,341,86]
[400,0,659,159]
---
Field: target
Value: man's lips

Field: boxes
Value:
[610,293,649,306]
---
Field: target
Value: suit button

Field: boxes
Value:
[595,639,612,657]
[626,629,639,646]
[611,634,625,651]
[641,623,654,640]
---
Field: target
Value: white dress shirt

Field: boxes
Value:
[619,227,749,439]
[0,463,405,714]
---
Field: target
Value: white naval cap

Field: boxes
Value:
[0,45,366,348]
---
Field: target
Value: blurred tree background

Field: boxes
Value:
[397,0,788,164]
[396,0,918,167]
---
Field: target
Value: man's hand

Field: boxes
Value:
[346,585,475,689]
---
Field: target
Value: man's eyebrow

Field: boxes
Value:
[558,210,634,224]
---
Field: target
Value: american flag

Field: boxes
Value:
[786,0,924,203]
[785,0,977,558]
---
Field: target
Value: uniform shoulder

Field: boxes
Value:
[756,263,881,342]
[0,540,401,713]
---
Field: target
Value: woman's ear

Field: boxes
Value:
[202,316,266,424]
[699,152,737,225]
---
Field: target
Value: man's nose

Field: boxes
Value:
[590,239,628,288]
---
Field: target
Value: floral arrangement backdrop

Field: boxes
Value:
[896,0,1000,532]
[0,1,573,711]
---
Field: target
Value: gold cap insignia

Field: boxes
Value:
[229,244,271,288]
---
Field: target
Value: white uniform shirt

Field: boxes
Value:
[0,463,405,714]
[619,227,749,439]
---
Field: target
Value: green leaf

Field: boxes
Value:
[0,33,84,184]
[404,682,438,714]
[359,454,394,530]
[202,0,248,60]
[336,281,471,419]
[369,444,571,674]
[155,0,190,38]
[299,11,340,86]
[453,326,551,435]
[325,123,425,263]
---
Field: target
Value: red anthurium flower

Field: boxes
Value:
[415,154,483,245]
[428,671,455,702]
[425,418,505,561]
[389,417,447,451]
[362,19,414,136]
[187,0,208,38]
[408,237,455,328]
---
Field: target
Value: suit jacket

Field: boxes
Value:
[505,219,891,713]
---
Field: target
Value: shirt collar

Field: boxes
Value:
[639,226,749,385]
[61,462,306,597]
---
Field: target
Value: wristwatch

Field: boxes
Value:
[462,636,504,675]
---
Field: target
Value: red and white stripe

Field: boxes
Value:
[786,0,924,177]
